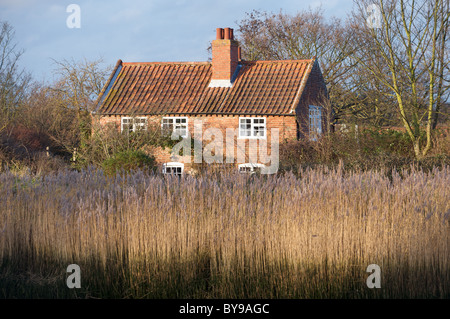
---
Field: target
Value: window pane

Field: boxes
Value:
[164,164,183,175]
[254,126,264,136]
[162,118,187,136]
[239,118,266,138]
[309,106,322,141]
[123,124,133,133]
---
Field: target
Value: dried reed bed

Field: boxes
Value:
[0,165,449,298]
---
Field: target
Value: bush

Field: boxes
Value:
[279,126,450,173]
[75,119,178,170]
[101,150,156,176]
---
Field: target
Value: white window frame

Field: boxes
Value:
[238,117,266,139]
[238,163,265,174]
[162,162,184,175]
[161,117,189,138]
[121,116,148,133]
[308,105,322,141]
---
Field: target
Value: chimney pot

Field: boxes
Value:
[230,28,234,40]
[216,28,224,40]
[224,27,231,40]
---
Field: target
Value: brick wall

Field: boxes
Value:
[98,115,121,128]
[296,60,329,139]
[211,39,239,81]
[96,114,298,173]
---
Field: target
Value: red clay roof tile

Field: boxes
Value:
[95,59,315,115]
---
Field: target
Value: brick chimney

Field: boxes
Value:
[209,27,241,88]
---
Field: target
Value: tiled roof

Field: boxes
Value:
[95,58,315,115]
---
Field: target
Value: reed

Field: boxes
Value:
[0,165,448,298]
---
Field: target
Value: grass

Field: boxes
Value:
[0,165,448,298]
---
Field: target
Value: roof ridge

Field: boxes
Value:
[121,60,313,66]
[242,59,313,64]
[122,61,210,66]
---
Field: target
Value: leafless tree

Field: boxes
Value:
[235,9,375,125]
[0,21,31,133]
[51,57,111,114]
[16,58,111,157]
[350,0,450,157]
[49,58,111,147]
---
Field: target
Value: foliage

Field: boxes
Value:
[101,150,156,176]
[74,118,179,170]
[279,127,449,173]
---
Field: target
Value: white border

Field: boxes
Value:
[238,117,267,139]
[162,162,184,175]
[161,116,189,138]
[238,163,266,173]
[121,116,148,132]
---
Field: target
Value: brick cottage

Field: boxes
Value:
[93,27,328,174]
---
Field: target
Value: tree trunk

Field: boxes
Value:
[413,139,421,159]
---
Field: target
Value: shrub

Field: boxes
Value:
[279,126,449,173]
[75,119,178,170]
[101,150,156,176]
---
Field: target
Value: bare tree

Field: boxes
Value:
[51,57,111,114]
[235,9,369,125]
[18,82,80,155]
[0,21,30,133]
[351,0,450,158]
[50,58,111,147]
[15,58,111,157]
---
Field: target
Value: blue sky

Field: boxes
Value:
[0,0,354,83]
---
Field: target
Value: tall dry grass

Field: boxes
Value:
[0,165,449,298]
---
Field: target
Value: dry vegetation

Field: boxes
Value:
[0,165,448,298]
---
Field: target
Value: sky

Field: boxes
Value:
[0,0,355,83]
